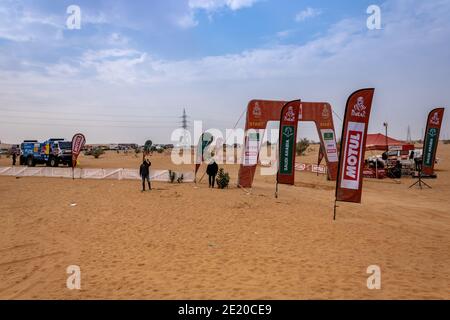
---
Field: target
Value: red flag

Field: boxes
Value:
[336,89,375,203]
[422,108,445,176]
[71,133,86,168]
[277,100,301,185]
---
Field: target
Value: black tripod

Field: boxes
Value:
[409,161,431,189]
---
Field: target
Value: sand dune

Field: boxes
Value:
[0,144,449,299]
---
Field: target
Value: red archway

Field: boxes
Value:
[238,100,339,188]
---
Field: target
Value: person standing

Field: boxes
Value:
[139,159,152,191]
[11,147,17,166]
[206,159,219,188]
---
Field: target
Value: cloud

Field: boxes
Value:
[176,11,199,29]
[189,0,260,11]
[295,7,322,22]
[177,0,261,28]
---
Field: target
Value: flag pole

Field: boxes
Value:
[275,180,279,198]
[333,200,337,221]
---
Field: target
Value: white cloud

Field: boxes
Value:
[178,0,261,28]
[189,0,260,11]
[176,11,199,29]
[295,7,322,22]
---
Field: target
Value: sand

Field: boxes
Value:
[0,144,449,299]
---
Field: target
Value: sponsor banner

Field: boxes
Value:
[422,108,445,176]
[71,133,86,167]
[243,131,261,166]
[321,129,339,162]
[336,89,375,203]
[277,100,301,185]
[294,163,328,175]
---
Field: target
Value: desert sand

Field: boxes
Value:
[0,144,449,300]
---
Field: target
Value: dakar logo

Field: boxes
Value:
[284,106,296,122]
[253,103,262,118]
[352,96,367,118]
[322,105,330,119]
[430,112,440,126]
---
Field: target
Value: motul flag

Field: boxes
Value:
[422,108,445,176]
[336,89,375,203]
[71,133,86,168]
[277,100,301,185]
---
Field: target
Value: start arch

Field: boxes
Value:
[238,100,339,188]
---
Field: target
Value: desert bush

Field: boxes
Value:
[92,147,105,159]
[296,138,310,156]
[216,168,230,189]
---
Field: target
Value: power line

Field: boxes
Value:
[0,108,179,119]
[0,120,178,129]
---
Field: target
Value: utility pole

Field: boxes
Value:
[407,125,412,143]
[180,108,190,147]
[383,122,389,151]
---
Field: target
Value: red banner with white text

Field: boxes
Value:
[336,89,375,203]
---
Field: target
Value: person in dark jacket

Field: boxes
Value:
[139,159,152,191]
[12,152,17,166]
[206,159,219,188]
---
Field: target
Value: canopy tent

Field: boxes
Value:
[365,133,414,151]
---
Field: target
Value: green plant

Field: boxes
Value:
[216,168,230,189]
[296,138,310,156]
[92,147,105,159]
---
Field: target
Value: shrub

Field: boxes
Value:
[92,147,105,159]
[216,168,230,189]
[296,138,310,156]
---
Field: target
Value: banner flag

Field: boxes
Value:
[335,89,375,204]
[71,133,86,168]
[277,100,301,186]
[422,108,445,176]
[195,132,214,176]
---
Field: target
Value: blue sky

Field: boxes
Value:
[0,0,449,144]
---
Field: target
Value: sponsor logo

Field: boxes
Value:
[284,106,296,122]
[253,102,262,118]
[322,105,330,119]
[341,123,365,190]
[344,131,361,181]
[430,112,440,126]
[351,96,367,118]
[282,126,294,138]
